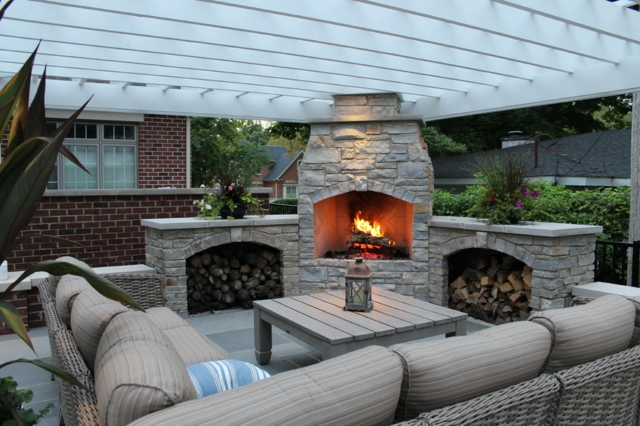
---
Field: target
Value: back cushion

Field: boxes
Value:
[95,311,196,426]
[625,296,640,347]
[55,275,92,327]
[390,321,552,421]
[529,294,635,373]
[146,308,227,365]
[48,256,92,294]
[70,289,129,372]
[128,345,402,426]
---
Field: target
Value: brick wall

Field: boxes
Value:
[7,192,201,271]
[138,115,188,188]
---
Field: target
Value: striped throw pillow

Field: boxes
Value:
[187,360,270,398]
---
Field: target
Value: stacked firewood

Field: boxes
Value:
[186,245,283,314]
[449,255,532,324]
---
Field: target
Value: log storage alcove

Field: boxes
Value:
[143,216,299,317]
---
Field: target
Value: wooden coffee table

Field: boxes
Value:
[253,286,467,364]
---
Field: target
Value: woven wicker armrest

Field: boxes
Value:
[99,273,166,309]
[392,374,559,426]
[553,344,640,425]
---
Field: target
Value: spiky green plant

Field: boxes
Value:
[0,2,143,423]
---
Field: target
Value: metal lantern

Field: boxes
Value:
[344,258,374,312]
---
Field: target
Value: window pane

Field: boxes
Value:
[46,122,58,135]
[103,146,135,189]
[67,123,98,139]
[285,186,297,198]
[46,162,58,190]
[104,124,135,140]
[64,145,98,189]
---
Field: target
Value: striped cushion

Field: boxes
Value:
[625,296,640,347]
[529,294,635,373]
[55,274,92,327]
[187,360,270,398]
[390,321,552,421]
[48,256,92,295]
[95,312,197,426]
[70,289,128,372]
[128,345,403,426]
[146,308,228,365]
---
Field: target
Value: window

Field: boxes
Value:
[284,185,298,199]
[47,122,137,189]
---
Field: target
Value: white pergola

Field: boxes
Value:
[1,0,640,123]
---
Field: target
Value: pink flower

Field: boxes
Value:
[515,200,523,209]
[531,191,540,198]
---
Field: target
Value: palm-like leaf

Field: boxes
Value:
[0,358,88,391]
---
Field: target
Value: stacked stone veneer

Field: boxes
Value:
[428,218,599,310]
[144,218,300,316]
[298,93,433,298]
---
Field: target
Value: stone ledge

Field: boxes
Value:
[572,282,640,299]
[429,216,602,237]
[142,215,299,230]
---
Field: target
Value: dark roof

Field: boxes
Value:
[264,146,302,180]
[432,129,631,180]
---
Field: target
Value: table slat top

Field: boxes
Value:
[254,287,467,344]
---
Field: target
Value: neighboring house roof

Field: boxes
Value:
[264,147,303,181]
[433,129,631,187]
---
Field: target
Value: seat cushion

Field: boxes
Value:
[48,256,92,295]
[128,345,403,426]
[529,294,635,373]
[55,274,92,327]
[95,311,197,426]
[146,308,228,365]
[390,321,552,421]
[70,289,129,372]
[187,360,270,398]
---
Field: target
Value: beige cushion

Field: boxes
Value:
[129,345,403,426]
[48,256,92,294]
[95,311,196,426]
[529,294,635,373]
[70,289,129,372]
[55,275,92,327]
[146,308,227,365]
[625,296,640,347]
[390,321,552,421]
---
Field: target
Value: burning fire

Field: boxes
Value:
[353,211,384,237]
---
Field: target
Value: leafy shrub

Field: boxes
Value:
[0,376,51,425]
[433,182,630,241]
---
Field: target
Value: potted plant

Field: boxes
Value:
[195,182,262,219]
[471,151,539,225]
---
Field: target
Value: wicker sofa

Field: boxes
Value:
[41,257,640,426]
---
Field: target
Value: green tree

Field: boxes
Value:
[190,117,270,188]
[422,126,467,158]
[429,95,632,152]
[241,120,270,145]
[267,122,310,145]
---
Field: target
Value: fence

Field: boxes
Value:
[594,240,640,287]
[269,203,298,215]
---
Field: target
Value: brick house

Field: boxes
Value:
[260,146,304,201]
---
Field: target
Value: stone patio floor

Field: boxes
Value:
[0,308,489,425]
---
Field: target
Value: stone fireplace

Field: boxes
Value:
[298,93,432,296]
[141,92,603,318]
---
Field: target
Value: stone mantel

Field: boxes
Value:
[429,216,603,238]
[141,215,299,230]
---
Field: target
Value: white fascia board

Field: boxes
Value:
[43,80,333,122]
[46,108,144,123]
[409,54,640,121]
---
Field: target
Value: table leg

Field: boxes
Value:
[446,319,467,338]
[254,308,272,365]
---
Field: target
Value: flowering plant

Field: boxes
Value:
[195,182,262,219]
[472,152,539,225]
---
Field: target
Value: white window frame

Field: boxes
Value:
[47,122,138,190]
[283,184,298,199]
